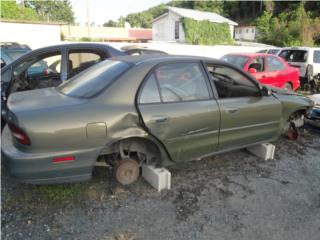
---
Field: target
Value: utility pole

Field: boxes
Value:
[86,0,91,38]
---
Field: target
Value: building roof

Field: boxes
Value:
[153,7,238,26]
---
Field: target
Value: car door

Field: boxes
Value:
[66,48,109,79]
[246,56,273,84]
[204,62,282,151]
[266,56,287,88]
[7,49,64,94]
[138,61,220,162]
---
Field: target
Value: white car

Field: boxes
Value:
[278,47,320,84]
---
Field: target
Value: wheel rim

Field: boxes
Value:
[114,159,140,185]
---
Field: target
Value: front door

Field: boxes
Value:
[204,62,282,151]
[138,62,220,162]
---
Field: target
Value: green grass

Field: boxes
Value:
[33,183,83,202]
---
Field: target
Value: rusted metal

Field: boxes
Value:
[114,159,140,185]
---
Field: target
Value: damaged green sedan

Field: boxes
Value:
[2,55,313,185]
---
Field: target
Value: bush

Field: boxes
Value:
[182,17,233,45]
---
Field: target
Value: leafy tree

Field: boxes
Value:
[25,0,75,23]
[117,16,125,28]
[1,1,40,21]
[103,20,117,27]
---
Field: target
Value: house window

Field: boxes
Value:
[252,28,255,33]
[246,28,249,33]
[175,21,179,40]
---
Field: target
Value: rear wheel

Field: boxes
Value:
[114,159,140,185]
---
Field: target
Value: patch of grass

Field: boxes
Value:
[34,183,82,202]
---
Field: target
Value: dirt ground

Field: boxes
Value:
[1,126,320,240]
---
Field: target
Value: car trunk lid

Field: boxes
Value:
[6,87,88,114]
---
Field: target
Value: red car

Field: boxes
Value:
[221,53,300,91]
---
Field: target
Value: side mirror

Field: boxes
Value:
[261,85,272,96]
[248,68,257,74]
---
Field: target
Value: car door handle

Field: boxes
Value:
[151,115,169,123]
[225,108,239,114]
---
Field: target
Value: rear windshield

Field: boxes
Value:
[278,50,307,63]
[57,59,131,98]
[221,55,249,69]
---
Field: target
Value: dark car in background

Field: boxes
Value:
[1,42,32,68]
[1,43,125,127]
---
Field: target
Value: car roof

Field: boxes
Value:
[224,53,275,58]
[111,54,216,65]
[280,47,320,51]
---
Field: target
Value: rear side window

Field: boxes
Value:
[58,60,130,98]
[267,56,284,71]
[155,63,210,102]
[68,50,105,78]
[139,74,161,104]
[314,51,320,63]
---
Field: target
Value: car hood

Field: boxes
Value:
[7,87,88,113]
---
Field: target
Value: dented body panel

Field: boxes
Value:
[2,55,313,184]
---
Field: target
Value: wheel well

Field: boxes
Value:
[99,137,161,166]
[288,109,307,121]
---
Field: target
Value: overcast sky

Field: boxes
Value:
[69,0,169,26]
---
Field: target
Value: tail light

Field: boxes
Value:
[8,123,31,145]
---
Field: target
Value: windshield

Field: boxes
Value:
[221,55,249,69]
[278,50,307,63]
[6,50,29,61]
[57,59,131,98]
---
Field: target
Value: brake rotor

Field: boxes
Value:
[114,159,140,185]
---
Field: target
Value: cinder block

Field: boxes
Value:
[247,143,275,160]
[142,165,171,192]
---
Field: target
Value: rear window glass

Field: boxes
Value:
[57,60,131,98]
[314,50,320,63]
[221,55,249,69]
[279,50,307,63]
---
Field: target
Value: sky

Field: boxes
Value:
[69,0,169,26]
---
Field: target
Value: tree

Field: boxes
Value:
[25,0,75,23]
[1,1,40,21]
[103,20,117,27]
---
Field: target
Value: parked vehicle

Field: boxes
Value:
[2,55,313,185]
[0,42,31,68]
[1,43,125,128]
[257,48,281,55]
[121,45,167,55]
[305,94,320,128]
[278,47,320,88]
[221,53,300,91]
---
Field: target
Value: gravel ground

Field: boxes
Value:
[1,126,320,240]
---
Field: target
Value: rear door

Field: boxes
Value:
[204,62,282,151]
[265,56,287,88]
[138,61,220,162]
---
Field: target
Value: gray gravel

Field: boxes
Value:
[1,126,320,240]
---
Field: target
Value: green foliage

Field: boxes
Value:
[103,20,118,27]
[256,2,319,47]
[182,18,233,45]
[25,0,75,23]
[1,1,40,21]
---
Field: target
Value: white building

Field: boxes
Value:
[152,7,238,43]
[234,26,257,41]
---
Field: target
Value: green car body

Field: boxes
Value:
[2,55,313,184]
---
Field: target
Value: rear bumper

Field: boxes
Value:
[1,126,100,184]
